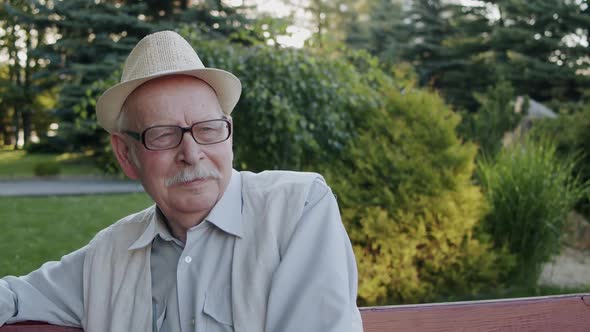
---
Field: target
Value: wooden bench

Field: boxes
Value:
[2,293,589,331]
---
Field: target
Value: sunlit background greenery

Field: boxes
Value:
[1,0,589,306]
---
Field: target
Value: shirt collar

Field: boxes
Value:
[203,169,243,238]
[128,169,243,250]
[128,206,178,250]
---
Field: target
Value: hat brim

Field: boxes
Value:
[96,68,242,133]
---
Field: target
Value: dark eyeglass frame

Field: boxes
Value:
[124,118,232,151]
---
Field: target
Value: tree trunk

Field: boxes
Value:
[22,29,33,147]
[21,109,31,147]
[12,106,20,149]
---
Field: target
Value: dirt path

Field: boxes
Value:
[539,247,590,288]
[538,211,590,288]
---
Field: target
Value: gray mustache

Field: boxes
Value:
[165,165,222,187]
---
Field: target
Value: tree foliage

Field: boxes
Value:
[1,0,287,150]
[348,0,590,112]
[394,0,459,86]
[459,80,522,156]
[444,0,590,109]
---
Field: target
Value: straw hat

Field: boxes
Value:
[96,30,242,133]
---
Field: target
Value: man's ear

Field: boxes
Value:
[227,115,233,142]
[111,134,140,180]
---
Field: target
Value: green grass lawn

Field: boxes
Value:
[0,150,103,178]
[0,193,153,276]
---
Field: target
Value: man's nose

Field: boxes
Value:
[177,131,204,164]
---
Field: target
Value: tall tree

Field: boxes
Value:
[362,0,405,65]
[487,0,590,102]
[434,1,500,110]
[178,0,277,45]
[442,0,590,110]
[347,0,590,112]
[290,0,361,50]
[33,0,286,151]
[396,0,459,87]
[33,0,156,146]
[0,0,52,148]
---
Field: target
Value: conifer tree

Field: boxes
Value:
[396,0,458,87]
[350,0,590,112]
[489,0,590,102]
[437,0,589,110]
[32,0,155,146]
[361,0,405,64]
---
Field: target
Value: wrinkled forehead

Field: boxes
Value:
[124,75,221,108]
[121,75,224,128]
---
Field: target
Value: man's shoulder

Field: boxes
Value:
[89,205,156,245]
[239,170,326,193]
[236,170,335,257]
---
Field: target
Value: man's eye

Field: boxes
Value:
[148,128,178,142]
[154,132,175,139]
[197,126,221,134]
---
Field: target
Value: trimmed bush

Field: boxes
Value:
[33,161,61,177]
[323,86,513,305]
[477,138,589,286]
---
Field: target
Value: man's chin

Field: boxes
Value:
[172,196,218,216]
[170,182,220,206]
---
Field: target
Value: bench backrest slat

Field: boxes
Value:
[0,323,81,332]
[360,293,590,332]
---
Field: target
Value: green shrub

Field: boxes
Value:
[477,138,590,286]
[26,136,72,154]
[33,161,61,177]
[458,80,522,157]
[185,34,386,172]
[528,105,590,216]
[323,86,513,305]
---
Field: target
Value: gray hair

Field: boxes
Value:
[115,103,141,169]
[115,103,130,133]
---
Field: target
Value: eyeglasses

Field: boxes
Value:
[124,119,231,151]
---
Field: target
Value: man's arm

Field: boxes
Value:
[0,246,86,327]
[264,178,362,332]
[0,280,16,325]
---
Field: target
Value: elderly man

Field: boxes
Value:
[0,31,362,331]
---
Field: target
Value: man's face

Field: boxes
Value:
[114,75,233,226]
